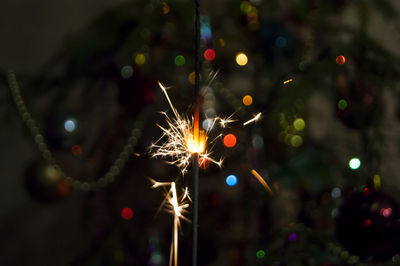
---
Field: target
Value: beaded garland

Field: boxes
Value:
[7,71,144,191]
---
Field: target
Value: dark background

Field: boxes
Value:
[1,0,400,265]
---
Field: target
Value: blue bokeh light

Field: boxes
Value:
[64,119,77,132]
[226,175,238,186]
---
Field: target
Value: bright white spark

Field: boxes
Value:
[150,82,231,175]
[151,179,191,266]
[243,112,262,126]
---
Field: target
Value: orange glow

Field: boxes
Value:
[185,106,206,154]
[242,95,253,106]
[223,133,237,148]
[336,55,346,65]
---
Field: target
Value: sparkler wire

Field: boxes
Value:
[193,0,200,265]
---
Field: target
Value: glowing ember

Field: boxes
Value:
[243,112,262,126]
[251,169,274,196]
[150,179,191,266]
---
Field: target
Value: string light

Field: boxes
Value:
[203,49,215,61]
[226,175,238,186]
[256,250,265,259]
[337,99,347,110]
[174,55,186,66]
[7,71,145,191]
[293,118,305,131]
[242,95,253,106]
[135,53,146,65]
[223,133,237,148]
[349,157,361,170]
[64,119,77,132]
[121,207,133,220]
[336,55,346,65]
[236,52,248,66]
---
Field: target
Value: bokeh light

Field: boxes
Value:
[242,95,253,106]
[174,55,186,66]
[293,118,305,131]
[236,52,248,66]
[349,158,361,170]
[188,72,201,85]
[135,53,146,65]
[223,133,237,148]
[331,187,342,199]
[202,119,214,130]
[71,145,82,156]
[162,2,170,14]
[362,219,372,228]
[121,65,134,79]
[336,55,346,65]
[338,99,347,110]
[64,119,77,132]
[198,156,210,169]
[288,233,297,242]
[380,208,392,218]
[121,207,133,220]
[226,175,238,186]
[256,250,265,259]
[218,38,225,47]
[373,174,381,189]
[290,135,303,147]
[203,49,215,61]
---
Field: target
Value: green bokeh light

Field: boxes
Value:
[338,99,348,110]
[293,118,305,131]
[349,158,361,170]
[174,55,186,66]
[256,250,265,259]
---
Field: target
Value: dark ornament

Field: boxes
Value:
[336,189,400,261]
[24,160,70,203]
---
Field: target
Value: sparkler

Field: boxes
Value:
[283,78,293,84]
[150,82,228,175]
[243,112,262,126]
[251,169,274,196]
[150,179,191,266]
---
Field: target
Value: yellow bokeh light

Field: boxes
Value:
[290,135,303,147]
[242,95,253,106]
[188,72,201,85]
[373,174,381,189]
[236,52,248,66]
[135,53,146,65]
[293,118,305,131]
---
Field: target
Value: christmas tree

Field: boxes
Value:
[1,0,400,265]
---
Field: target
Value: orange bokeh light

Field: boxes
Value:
[223,133,237,148]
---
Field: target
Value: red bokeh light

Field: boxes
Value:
[198,156,210,169]
[336,55,346,65]
[121,207,133,220]
[203,49,215,61]
[363,187,371,196]
[362,219,372,228]
[223,133,237,148]
[380,208,392,218]
[58,180,70,196]
[71,145,82,156]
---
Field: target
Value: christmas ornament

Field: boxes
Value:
[336,189,400,261]
[24,160,70,203]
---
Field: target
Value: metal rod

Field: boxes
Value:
[192,153,199,266]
